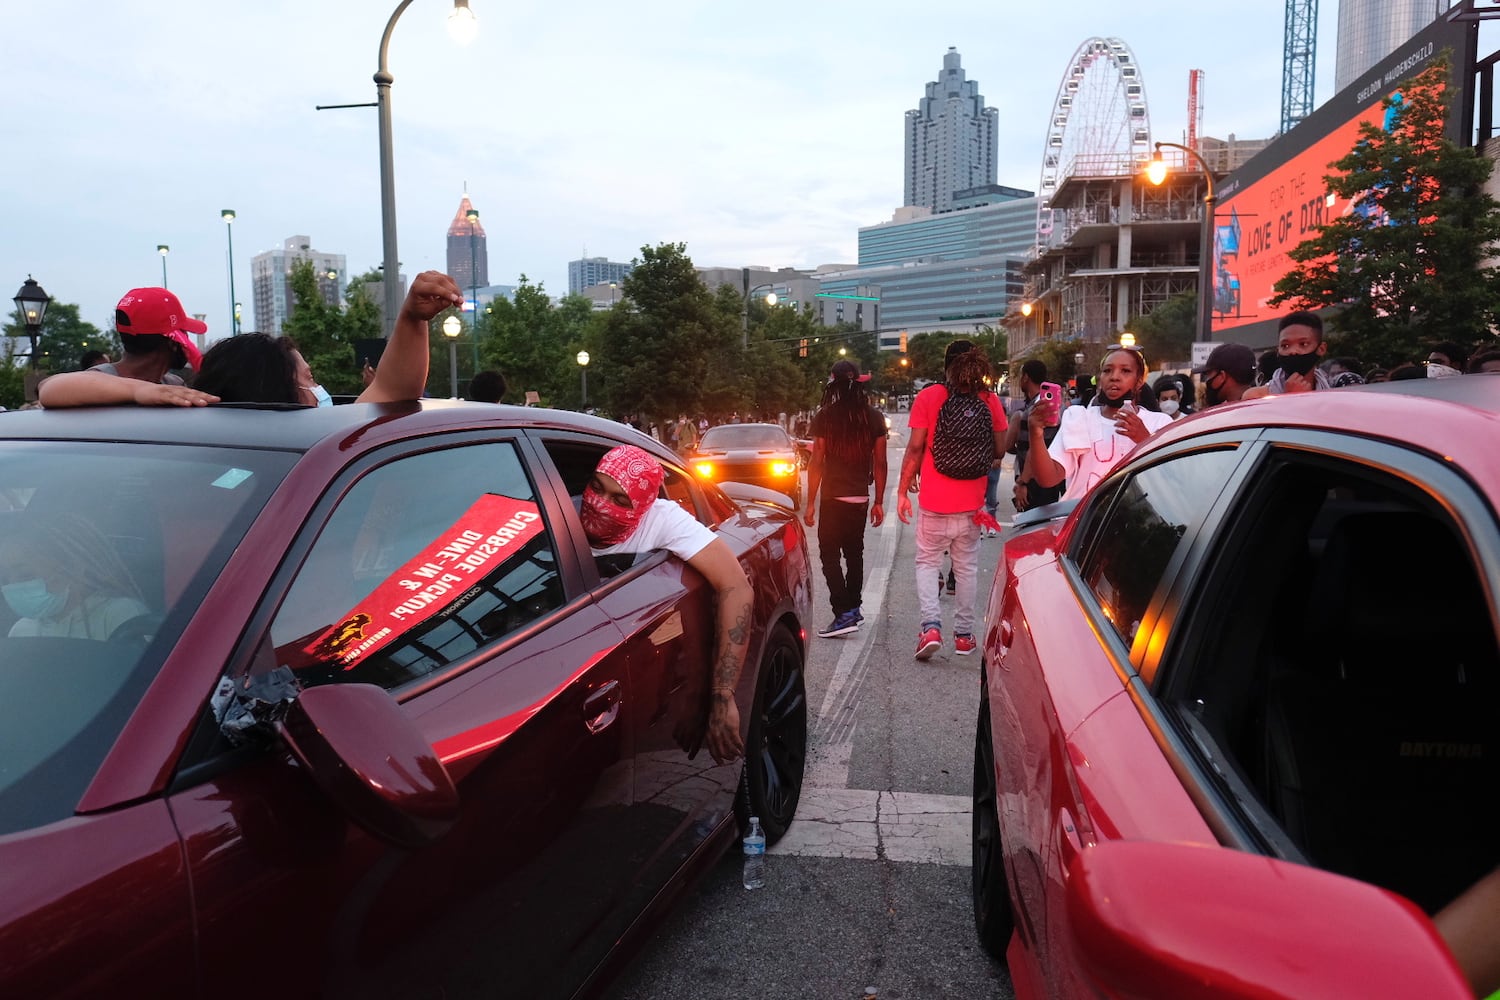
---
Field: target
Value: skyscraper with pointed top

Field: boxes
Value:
[904,48,998,213]
[446,194,488,296]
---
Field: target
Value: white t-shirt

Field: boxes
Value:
[1048,405,1174,502]
[591,498,715,563]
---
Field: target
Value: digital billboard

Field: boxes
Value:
[1208,10,1477,343]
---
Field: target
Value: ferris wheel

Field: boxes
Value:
[1036,37,1153,248]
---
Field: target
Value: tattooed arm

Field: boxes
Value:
[687,537,755,765]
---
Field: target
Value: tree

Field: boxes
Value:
[1270,54,1500,367]
[1124,292,1196,368]
[1020,337,1085,387]
[282,260,381,394]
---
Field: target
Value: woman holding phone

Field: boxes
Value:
[1026,346,1173,502]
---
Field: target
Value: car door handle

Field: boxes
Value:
[582,680,622,735]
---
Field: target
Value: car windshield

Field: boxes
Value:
[699,426,790,450]
[0,440,295,835]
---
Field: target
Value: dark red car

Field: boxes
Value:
[0,402,811,998]
[974,375,1500,999]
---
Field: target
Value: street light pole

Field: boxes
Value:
[577,350,590,408]
[157,245,170,288]
[12,276,51,370]
[443,314,462,398]
[1147,141,1216,342]
[467,208,481,373]
[375,0,478,338]
[221,210,238,334]
[740,277,778,350]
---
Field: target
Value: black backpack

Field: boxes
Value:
[930,386,995,480]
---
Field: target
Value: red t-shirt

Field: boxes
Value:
[908,384,1007,514]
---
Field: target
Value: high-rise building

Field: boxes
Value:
[904,48,999,213]
[250,235,346,335]
[446,195,489,300]
[1334,0,1450,93]
[568,257,633,295]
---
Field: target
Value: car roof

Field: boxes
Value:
[1139,373,1500,496]
[0,401,659,453]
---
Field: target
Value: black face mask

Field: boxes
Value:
[1203,379,1223,407]
[1276,352,1320,377]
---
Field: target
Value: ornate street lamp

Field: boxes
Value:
[12,276,51,369]
[577,350,590,407]
[443,314,462,398]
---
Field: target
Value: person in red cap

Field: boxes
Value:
[95,287,206,385]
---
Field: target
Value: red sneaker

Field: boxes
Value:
[954,633,977,656]
[915,626,942,661]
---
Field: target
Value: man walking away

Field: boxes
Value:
[805,360,887,638]
[999,359,1063,515]
[896,340,1007,660]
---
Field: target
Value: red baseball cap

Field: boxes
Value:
[115,287,206,370]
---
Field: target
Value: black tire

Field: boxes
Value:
[973,680,1015,958]
[736,623,807,845]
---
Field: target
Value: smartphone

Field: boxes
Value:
[1038,381,1063,427]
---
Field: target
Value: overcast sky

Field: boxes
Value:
[0,0,1450,342]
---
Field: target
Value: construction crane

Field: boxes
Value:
[1282,0,1318,133]
[1187,69,1204,150]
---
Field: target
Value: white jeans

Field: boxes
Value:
[914,508,982,636]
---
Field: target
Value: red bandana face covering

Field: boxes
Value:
[581,445,664,546]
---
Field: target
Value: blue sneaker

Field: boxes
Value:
[818,611,860,638]
[852,607,864,625]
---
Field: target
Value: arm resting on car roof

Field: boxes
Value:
[37,372,218,409]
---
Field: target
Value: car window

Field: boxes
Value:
[0,441,292,835]
[268,442,565,692]
[1156,447,1500,913]
[1075,448,1239,647]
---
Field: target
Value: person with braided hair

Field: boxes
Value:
[896,340,1007,661]
[804,359,888,638]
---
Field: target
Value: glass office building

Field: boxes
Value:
[1335,0,1451,92]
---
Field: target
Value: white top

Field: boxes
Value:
[591,498,716,563]
[1048,405,1175,502]
[9,594,150,640]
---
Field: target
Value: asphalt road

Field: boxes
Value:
[603,413,1017,1000]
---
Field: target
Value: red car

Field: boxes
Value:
[0,402,810,998]
[974,375,1500,999]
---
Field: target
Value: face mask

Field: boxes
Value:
[3,578,69,621]
[1276,352,1321,377]
[1426,363,1461,379]
[580,445,664,546]
[1203,380,1223,407]
[581,484,648,546]
[1159,399,1180,416]
[311,384,333,407]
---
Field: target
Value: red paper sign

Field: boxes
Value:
[303,494,545,669]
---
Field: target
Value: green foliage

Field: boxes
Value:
[1269,54,1500,367]
[1124,292,1196,368]
[1019,337,1086,385]
[281,260,381,394]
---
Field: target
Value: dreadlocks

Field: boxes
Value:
[946,345,993,395]
[818,373,876,466]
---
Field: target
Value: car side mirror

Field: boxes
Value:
[1067,840,1472,999]
[278,683,460,849]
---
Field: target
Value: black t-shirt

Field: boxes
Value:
[811,404,887,499]
[1013,393,1058,482]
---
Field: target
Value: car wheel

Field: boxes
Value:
[973,676,1014,957]
[736,623,807,845]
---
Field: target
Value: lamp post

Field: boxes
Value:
[157,245,170,288]
[221,210,239,334]
[739,269,780,349]
[1146,141,1216,342]
[12,276,51,369]
[577,350,590,408]
[375,0,478,338]
[608,281,617,305]
[443,314,462,398]
[899,355,911,406]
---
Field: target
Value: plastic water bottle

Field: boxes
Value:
[742,816,766,890]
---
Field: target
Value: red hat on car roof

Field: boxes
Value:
[115,287,205,370]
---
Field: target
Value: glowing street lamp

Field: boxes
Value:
[1146,141,1216,342]
[157,245,170,288]
[12,276,51,369]
[443,313,462,398]
[577,349,590,407]
[221,210,238,334]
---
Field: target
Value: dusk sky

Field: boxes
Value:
[4,0,1476,343]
